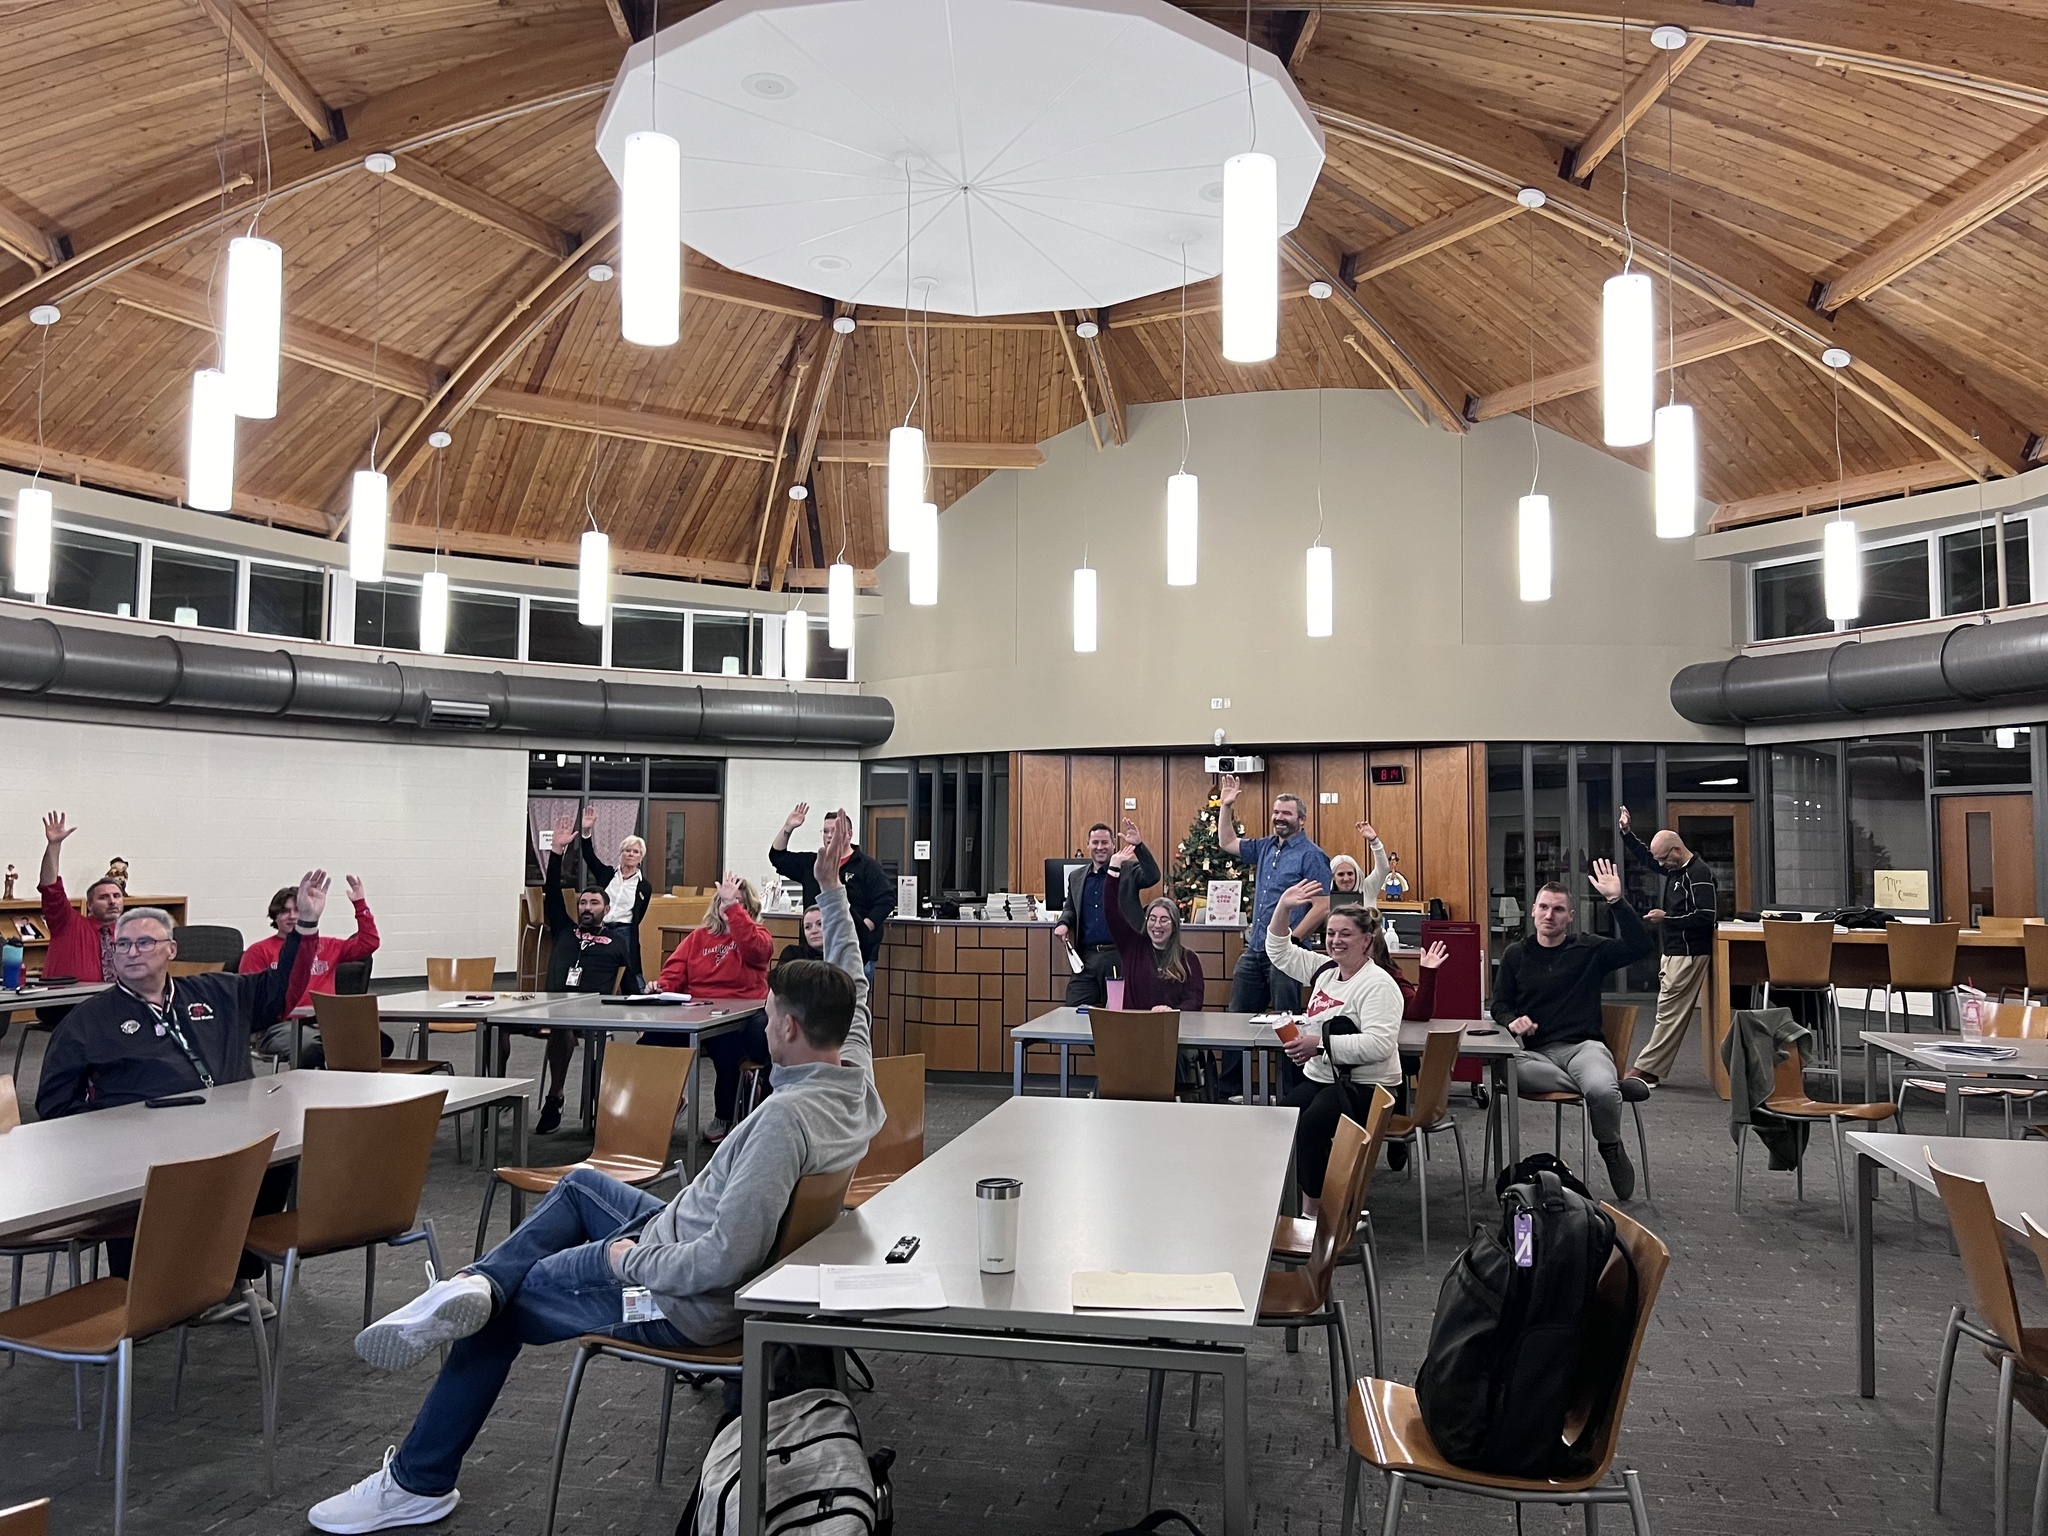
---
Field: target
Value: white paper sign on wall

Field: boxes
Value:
[913,839,932,860]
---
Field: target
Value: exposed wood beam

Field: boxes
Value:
[1288,9,1321,73]
[848,307,1053,331]
[818,440,1044,471]
[1284,229,1469,433]
[188,0,344,145]
[1341,197,1523,286]
[0,25,624,330]
[1466,315,1768,421]
[1105,270,1314,328]
[749,330,815,587]
[603,0,633,39]
[1077,310,1128,446]
[0,194,65,272]
[1342,334,1430,427]
[108,266,441,399]
[1708,460,1965,530]
[1563,35,1707,183]
[772,306,854,591]
[1052,309,1104,452]
[384,155,573,258]
[0,434,332,532]
[1816,136,2048,312]
[688,265,828,320]
[386,522,871,589]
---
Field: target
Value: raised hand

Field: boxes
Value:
[297,869,332,925]
[1618,805,1632,833]
[1277,878,1323,915]
[581,804,597,836]
[1357,820,1378,845]
[715,870,743,908]
[1419,941,1450,970]
[784,802,810,834]
[345,874,365,904]
[1588,858,1623,904]
[42,811,72,845]
[815,809,850,891]
[1218,773,1241,807]
[551,813,575,853]
[1120,817,1141,849]
[1109,846,1134,872]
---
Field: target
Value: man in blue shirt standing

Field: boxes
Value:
[1218,773,1333,1021]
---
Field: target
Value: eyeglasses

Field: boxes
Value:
[111,937,163,954]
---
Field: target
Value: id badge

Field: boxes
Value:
[1511,1210,1534,1268]
[565,965,583,988]
[622,1286,658,1325]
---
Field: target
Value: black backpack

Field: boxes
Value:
[1413,1155,1636,1478]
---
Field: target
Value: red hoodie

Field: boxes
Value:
[655,904,772,998]
[39,877,115,983]
[238,898,381,1013]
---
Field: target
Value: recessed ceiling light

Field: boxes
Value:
[832,315,857,334]
[1517,187,1547,209]
[788,485,809,500]
[27,304,59,326]
[1199,182,1224,203]
[1650,24,1689,50]
[742,73,797,99]
[1307,280,1332,300]
[586,263,615,282]
[1074,320,1099,339]
[1822,347,1852,369]
[428,431,452,449]
[364,152,396,174]
[811,254,851,273]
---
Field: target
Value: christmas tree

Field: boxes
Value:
[1170,791,1248,919]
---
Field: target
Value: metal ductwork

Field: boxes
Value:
[0,613,893,748]
[1671,613,2048,727]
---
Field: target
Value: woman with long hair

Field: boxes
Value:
[1104,845,1204,1011]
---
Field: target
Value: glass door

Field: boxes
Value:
[1937,793,2035,922]
[1666,801,1754,917]
[649,800,721,892]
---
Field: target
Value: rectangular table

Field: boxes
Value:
[0,1070,532,1242]
[362,989,558,1075]
[1862,1032,2048,1135]
[1847,1132,2048,1398]
[735,1096,1296,1535]
[1,980,111,1016]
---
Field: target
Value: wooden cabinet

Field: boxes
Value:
[0,893,187,980]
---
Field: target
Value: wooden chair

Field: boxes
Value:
[1,1075,128,1335]
[1979,916,2028,938]
[1388,1029,1471,1262]
[473,1042,695,1258]
[244,1094,447,1428]
[314,992,451,1077]
[1521,1005,1654,1199]
[517,888,547,988]
[1899,1000,2048,1137]
[1088,1008,1179,1102]
[1339,1206,1670,1536]
[2022,925,2048,1005]
[1762,919,1842,1078]
[539,1164,859,1535]
[845,1054,926,1208]
[1884,921,1962,1035]
[1272,1084,1401,1380]
[0,1499,48,1535]
[0,1135,281,1536]
[419,955,497,1060]
[1925,1160,2048,1536]
[642,894,695,986]
[1735,1038,1902,1236]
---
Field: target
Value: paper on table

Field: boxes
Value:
[818,1265,946,1311]
[742,1264,821,1304]
[1072,1271,1246,1311]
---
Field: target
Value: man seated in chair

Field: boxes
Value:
[243,873,383,1068]
[1491,860,1654,1201]
[309,812,885,1535]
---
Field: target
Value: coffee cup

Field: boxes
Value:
[975,1176,1022,1273]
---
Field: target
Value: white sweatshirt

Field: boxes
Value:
[1268,925,1403,1087]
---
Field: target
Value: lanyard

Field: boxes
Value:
[134,983,215,1089]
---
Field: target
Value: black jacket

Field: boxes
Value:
[543,851,632,994]
[768,844,895,962]
[36,930,312,1119]
[1490,900,1654,1050]
[577,834,652,929]
[1060,844,1161,941]
[1621,829,1719,957]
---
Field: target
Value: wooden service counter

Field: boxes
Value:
[1710,921,2030,1097]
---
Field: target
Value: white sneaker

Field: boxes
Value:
[308,1448,459,1533]
[354,1272,494,1372]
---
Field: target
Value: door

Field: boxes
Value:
[1664,800,1753,917]
[1938,793,2035,923]
[649,800,720,892]
[866,806,908,881]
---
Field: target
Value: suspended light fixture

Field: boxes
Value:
[887,425,923,552]
[621,131,681,346]
[348,470,387,582]
[223,235,283,419]
[12,305,60,597]
[828,559,855,649]
[907,501,938,606]
[1653,404,1696,538]
[1221,151,1277,363]
[1305,545,1332,638]
[1602,272,1654,446]
[1518,495,1553,602]
[1166,245,1199,585]
[187,368,237,512]
[782,607,809,679]
[578,529,609,625]
[1821,347,1860,623]
[419,569,450,655]
[1073,565,1097,652]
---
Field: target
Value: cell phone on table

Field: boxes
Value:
[145,1095,206,1108]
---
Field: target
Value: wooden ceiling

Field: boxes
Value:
[2,0,2046,591]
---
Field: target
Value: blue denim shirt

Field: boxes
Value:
[1238,832,1333,952]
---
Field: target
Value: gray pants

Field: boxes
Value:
[1516,1037,1624,1146]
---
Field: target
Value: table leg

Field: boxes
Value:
[1059,1045,1070,1099]
[1947,1072,1965,1138]
[1257,1047,1268,1105]
[1864,1035,1875,1104]
[475,1019,489,1078]
[1220,1346,1249,1536]
[738,1320,771,1535]
[1858,1151,1877,1398]
[1013,1037,1023,1098]
[292,1016,304,1071]
[684,1041,702,1178]
[1505,1053,1521,1165]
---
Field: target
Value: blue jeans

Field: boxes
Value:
[393,1168,693,1496]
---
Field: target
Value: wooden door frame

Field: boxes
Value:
[1664,799,1754,914]
[1936,789,2036,923]
[649,799,720,892]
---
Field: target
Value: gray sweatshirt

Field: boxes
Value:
[616,883,884,1342]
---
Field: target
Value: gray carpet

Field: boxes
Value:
[0,1026,2037,1535]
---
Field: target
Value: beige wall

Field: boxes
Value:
[860,389,1739,755]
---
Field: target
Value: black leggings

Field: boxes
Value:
[1285,1077,1407,1197]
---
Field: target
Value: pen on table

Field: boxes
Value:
[268,1081,286,1094]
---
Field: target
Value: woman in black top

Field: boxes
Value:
[779,904,825,965]
[577,806,652,992]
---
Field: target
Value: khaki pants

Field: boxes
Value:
[1633,952,1712,1080]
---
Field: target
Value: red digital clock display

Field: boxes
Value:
[1371,765,1407,786]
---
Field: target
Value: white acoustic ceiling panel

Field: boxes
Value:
[594,0,1326,316]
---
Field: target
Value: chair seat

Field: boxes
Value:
[494,1155,668,1195]
[379,1058,452,1076]
[1763,1094,1898,1121]
[1,1209,134,1252]
[243,1210,414,1264]
[1272,1214,1315,1258]
[1901,1077,2048,1101]
[0,1277,130,1354]
[577,1330,741,1368]
[1257,1265,1326,1321]
[426,1021,477,1034]
[1523,1090,1582,1104]
[1347,1377,1609,1494]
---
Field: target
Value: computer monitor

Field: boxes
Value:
[1045,858,1089,907]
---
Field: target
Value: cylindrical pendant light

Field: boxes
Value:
[620,130,681,347]
[418,569,450,655]
[186,368,237,512]
[887,425,924,552]
[12,486,53,596]
[782,607,809,680]
[578,529,609,626]
[827,561,855,649]
[1221,151,1278,363]
[1518,493,1552,601]
[1652,403,1696,539]
[1601,271,1655,447]
[223,235,283,419]
[1073,565,1098,652]
[907,501,938,606]
[348,469,388,583]
[1305,545,1333,637]
[1823,518,1860,621]
[1166,472,1198,586]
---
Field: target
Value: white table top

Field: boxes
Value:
[507,995,767,1031]
[1014,1006,1521,1059]
[739,1096,1296,1344]
[0,1070,530,1241]
[1,980,111,1013]
[1864,1033,2048,1074]
[369,989,554,1021]
[1847,1132,2048,1235]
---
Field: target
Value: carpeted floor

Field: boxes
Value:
[0,1021,2038,1535]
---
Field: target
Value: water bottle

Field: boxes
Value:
[2,943,22,991]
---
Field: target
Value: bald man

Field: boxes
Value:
[1618,806,1720,1087]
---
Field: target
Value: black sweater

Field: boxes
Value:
[1620,830,1719,957]
[767,845,895,962]
[1491,900,1654,1050]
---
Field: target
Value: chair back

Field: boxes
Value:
[772,1166,857,1261]
[0,1074,18,1134]
[1304,1086,1394,1298]
[1409,1027,1462,1126]
[1087,1009,1180,1102]
[590,1042,696,1164]
[1885,922,1960,990]
[0,1499,50,1535]
[2019,1212,2048,1294]
[313,991,387,1072]
[124,1134,279,1339]
[427,956,495,990]
[171,924,244,969]
[1977,916,2027,937]
[854,1054,927,1185]
[1986,1001,2048,1040]
[1769,1036,1809,1102]
[1928,1157,2027,1352]
[644,895,697,975]
[1559,1206,1670,1479]
[1601,1003,1640,1064]
[169,960,225,977]
[332,957,373,995]
[2026,925,2048,993]
[1761,920,1835,989]
[293,1093,447,1255]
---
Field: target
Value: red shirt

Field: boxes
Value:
[655,905,772,998]
[238,898,380,1013]
[39,877,114,983]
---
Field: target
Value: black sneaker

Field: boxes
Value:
[1619,1075,1652,1103]
[535,1095,563,1135]
[1599,1140,1636,1201]
[1387,1139,1410,1173]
